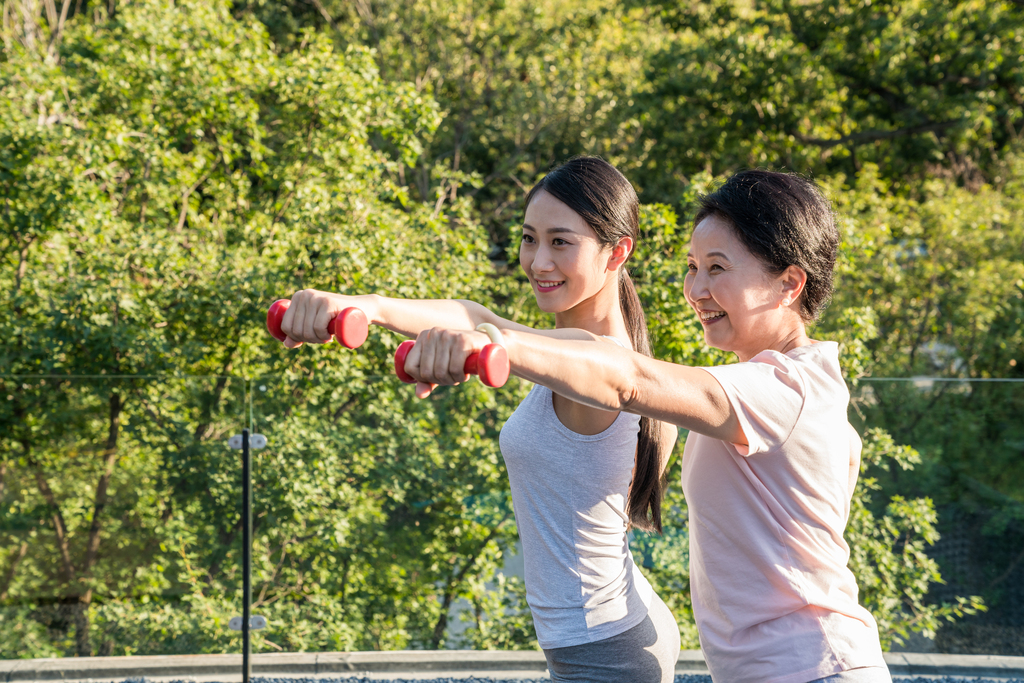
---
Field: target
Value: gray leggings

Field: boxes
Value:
[543,593,681,683]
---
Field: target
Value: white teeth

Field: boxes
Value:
[700,311,726,321]
[536,281,564,287]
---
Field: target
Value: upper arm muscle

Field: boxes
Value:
[626,357,747,445]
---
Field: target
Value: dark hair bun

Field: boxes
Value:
[694,170,839,322]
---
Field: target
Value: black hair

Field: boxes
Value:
[525,156,666,534]
[694,170,839,321]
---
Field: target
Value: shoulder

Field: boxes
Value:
[707,341,842,395]
[699,343,845,456]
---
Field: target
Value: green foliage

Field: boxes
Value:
[244,0,665,246]
[847,429,985,648]
[636,0,1024,201]
[458,572,537,650]
[3,0,1020,659]
[0,0,517,656]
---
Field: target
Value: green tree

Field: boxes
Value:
[3,0,1016,658]
[636,0,1024,202]
[244,0,665,249]
[0,0,522,656]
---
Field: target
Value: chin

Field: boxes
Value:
[534,298,565,314]
[703,332,734,354]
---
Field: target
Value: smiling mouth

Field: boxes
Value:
[535,280,565,290]
[699,310,726,322]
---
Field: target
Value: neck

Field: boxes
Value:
[736,323,811,362]
[554,280,630,342]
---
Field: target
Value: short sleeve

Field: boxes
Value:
[701,351,806,456]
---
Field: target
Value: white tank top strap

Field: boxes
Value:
[601,334,630,349]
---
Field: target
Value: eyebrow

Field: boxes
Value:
[686,250,732,261]
[522,224,577,234]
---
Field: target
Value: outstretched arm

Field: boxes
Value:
[277,289,544,348]
[402,326,745,444]
[504,329,743,443]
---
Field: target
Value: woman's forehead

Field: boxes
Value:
[524,190,592,234]
[688,215,742,256]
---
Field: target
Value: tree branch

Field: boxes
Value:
[82,392,122,583]
[46,0,73,59]
[174,168,214,232]
[26,441,77,585]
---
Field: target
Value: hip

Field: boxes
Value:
[544,592,680,683]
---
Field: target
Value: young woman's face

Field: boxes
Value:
[684,215,787,360]
[520,190,616,314]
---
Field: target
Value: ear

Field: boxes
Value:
[778,265,808,308]
[608,236,633,272]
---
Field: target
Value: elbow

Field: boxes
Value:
[703,383,732,421]
[616,359,644,413]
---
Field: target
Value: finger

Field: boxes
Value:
[417,330,439,383]
[415,381,437,399]
[404,331,426,382]
[290,292,310,342]
[313,297,333,343]
[301,294,321,343]
[280,292,297,340]
[433,330,456,384]
[283,335,304,349]
[448,333,472,383]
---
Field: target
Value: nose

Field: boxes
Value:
[685,269,710,305]
[531,245,555,274]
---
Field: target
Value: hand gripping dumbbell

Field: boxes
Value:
[266,299,369,349]
[393,323,510,388]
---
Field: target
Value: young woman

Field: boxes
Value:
[400,170,892,683]
[278,157,682,682]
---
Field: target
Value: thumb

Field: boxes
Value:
[415,381,437,399]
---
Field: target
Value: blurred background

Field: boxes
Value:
[1,0,1021,660]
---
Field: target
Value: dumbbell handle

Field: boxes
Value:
[394,340,510,388]
[266,299,369,349]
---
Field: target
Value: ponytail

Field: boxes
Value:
[619,270,666,534]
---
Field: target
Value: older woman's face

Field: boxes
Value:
[684,215,786,361]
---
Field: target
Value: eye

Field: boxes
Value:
[552,238,569,246]
[687,262,697,272]
[521,234,535,244]
[709,263,724,272]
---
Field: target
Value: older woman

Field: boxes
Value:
[402,170,892,683]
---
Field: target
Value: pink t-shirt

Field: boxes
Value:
[680,341,887,683]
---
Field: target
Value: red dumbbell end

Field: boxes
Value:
[395,340,416,383]
[328,307,369,349]
[476,344,510,388]
[267,299,290,342]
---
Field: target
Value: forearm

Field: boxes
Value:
[369,296,499,338]
[500,329,637,411]
[500,328,740,439]
[281,290,514,348]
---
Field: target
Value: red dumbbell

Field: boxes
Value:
[266,299,369,349]
[394,339,510,388]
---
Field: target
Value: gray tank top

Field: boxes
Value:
[499,382,654,649]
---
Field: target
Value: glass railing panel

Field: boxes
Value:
[8,370,1014,658]
[851,378,1023,653]
[0,375,245,658]
[249,344,528,653]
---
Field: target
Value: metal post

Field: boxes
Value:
[242,427,252,683]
